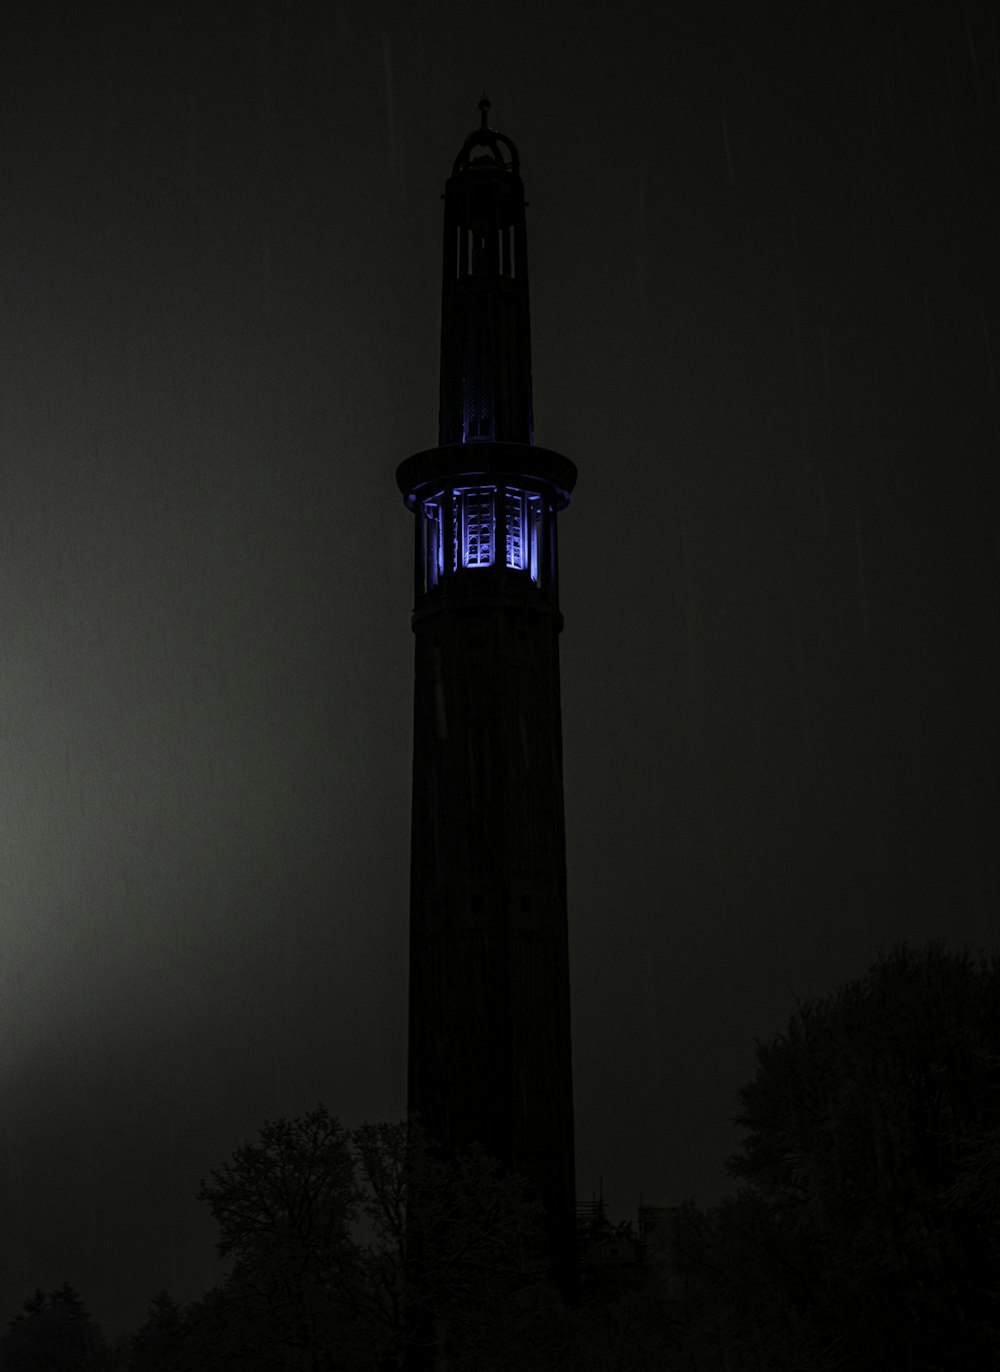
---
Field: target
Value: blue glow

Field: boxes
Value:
[419,495,445,592]
[507,490,542,581]
[529,497,541,583]
[462,408,492,442]
[458,488,494,567]
[425,486,544,583]
[506,490,525,570]
[424,499,443,583]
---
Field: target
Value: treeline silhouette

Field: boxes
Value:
[3,944,999,1369]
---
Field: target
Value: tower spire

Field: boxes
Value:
[438,104,530,446]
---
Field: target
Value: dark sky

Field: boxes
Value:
[1,0,997,1338]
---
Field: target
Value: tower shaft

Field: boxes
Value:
[407,601,574,1217]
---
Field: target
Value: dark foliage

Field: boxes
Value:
[0,1284,111,1372]
[28,943,1000,1369]
[670,944,1000,1370]
[125,1292,185,1372]
[184,1107,565,1370]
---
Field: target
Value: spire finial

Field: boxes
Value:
[479,94,491,129]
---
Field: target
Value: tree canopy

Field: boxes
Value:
[0,1284,111,1371]
[189,1107,563,1370]
[672,944,1000,1370]
[12,944,999,1370]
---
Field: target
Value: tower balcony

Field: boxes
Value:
[397,441,576,621]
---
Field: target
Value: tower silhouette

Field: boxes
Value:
[397,101,577,1284]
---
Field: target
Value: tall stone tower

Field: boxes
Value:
[397,101,577,1282]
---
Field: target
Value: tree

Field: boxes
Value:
[125,1292,185,1371]
[195,1106,365,1369]
[676,944,1000,1369]
[191,1107,563,1371]
[351,1122,565,1370]
[0,1284,111,1371]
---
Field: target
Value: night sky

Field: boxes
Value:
[1,0,997,1338]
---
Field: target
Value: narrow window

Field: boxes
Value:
[528,495,543,583]
[457,488,495,568]
[506,489,525,570]
[465,411,489,441]
[421,496,443,590]
[470,229,490,274]
[503,489,544,578]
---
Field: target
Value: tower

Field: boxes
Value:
[396,101,577,1282]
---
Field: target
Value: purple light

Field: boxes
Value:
[423,486,543,583]
[457,488,494,567]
